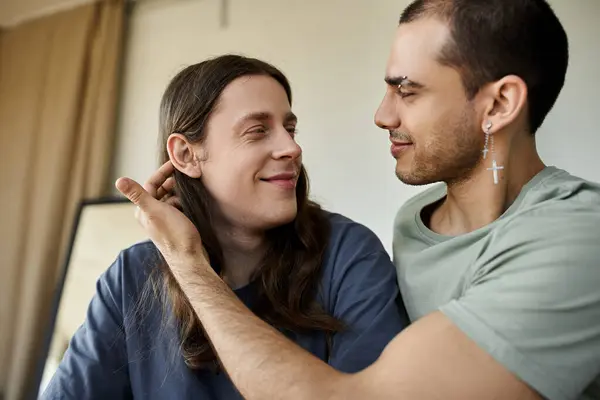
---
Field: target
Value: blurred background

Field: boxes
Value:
[0,0,598,399]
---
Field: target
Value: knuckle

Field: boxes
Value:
[128,190,143,204]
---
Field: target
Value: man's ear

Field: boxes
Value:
[479,75,528,133]
[166,134,202,178]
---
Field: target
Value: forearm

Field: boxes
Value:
[176,265,347,400]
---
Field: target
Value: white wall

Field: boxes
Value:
[113,0,600,253]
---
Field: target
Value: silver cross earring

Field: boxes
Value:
[484,122,504,185]
[482,121,492,160]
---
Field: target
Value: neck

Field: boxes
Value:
[214,221,267,290]
[431,133,545,236]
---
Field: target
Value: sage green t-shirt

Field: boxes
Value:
[393,166,600,400]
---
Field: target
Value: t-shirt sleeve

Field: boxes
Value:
[440,208,600,400]
[326,225,409,373]
[41,252,132,399]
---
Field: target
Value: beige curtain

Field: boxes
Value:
[0,1,125,398]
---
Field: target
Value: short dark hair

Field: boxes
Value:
[400,0,569,133]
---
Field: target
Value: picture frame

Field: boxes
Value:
[33,197,148,397]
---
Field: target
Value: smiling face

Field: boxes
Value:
[196,75,302,231]
[375,17,483,186]
[167,72,303,233]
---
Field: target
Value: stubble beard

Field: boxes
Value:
[395,106,482,186]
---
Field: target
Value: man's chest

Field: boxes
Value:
[394,237,487,321]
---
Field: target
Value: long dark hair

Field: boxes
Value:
[149,54,344,369]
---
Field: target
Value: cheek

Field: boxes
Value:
[201,156,258,205]
[423,107,479,157]
[407,97,463,141]
[199,146,298,228]
[401,97,439,136]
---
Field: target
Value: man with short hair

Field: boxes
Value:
[118,0,600,398]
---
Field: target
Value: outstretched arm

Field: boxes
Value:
[114,167,549,400]
[167,264,539,400]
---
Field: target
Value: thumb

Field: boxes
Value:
[115,177,155,210]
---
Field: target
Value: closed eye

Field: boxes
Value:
[397,87,415,99]
[247,126,268,135]
[246,126,298,137]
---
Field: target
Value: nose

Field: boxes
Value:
[374,90,401,131]
[272,128,302,160]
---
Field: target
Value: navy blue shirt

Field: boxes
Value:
[43,213,408,399]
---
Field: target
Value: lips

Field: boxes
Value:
[260,172,298,190]
[390,140,413,158]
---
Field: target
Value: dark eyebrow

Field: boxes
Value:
[385,76,425,89]
[284,111,298,123]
